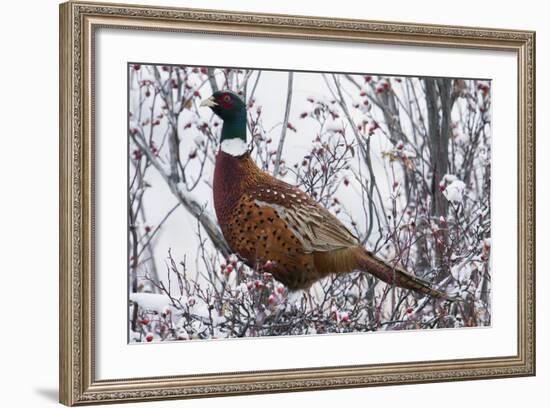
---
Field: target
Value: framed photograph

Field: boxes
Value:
[59,1,535,405]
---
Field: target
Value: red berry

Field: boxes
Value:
[133,64,141,70]
[300,112,308,119]
[139,319,150,325]
[267,294,277,305]
[343,177,350,186]
[145,90,151,97]
[144,225,152,233]
[193,90,201,97]
[225,264,234,274]
[276,286,285,295]
[200,67,208,75]
[145,334,154,342]
[364,75,372,82]
[406,307,414,314]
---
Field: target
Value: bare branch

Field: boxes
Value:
[273,72,293,176]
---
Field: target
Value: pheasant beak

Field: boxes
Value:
[200,96,218,108]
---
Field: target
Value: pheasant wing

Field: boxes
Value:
[250,181,359,253]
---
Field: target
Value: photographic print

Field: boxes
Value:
[60,4,535,403]
[128,64,492,343]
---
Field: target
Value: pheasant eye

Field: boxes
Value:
[223,95,231,102]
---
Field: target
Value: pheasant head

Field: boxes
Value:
[201,91,248,156]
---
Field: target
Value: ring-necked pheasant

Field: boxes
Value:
[201,91,449,299]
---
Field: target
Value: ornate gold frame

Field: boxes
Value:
[59,1,536,405]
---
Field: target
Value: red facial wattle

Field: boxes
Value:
[217,93,234,110]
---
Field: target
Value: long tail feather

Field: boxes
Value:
[356,248,451,299]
